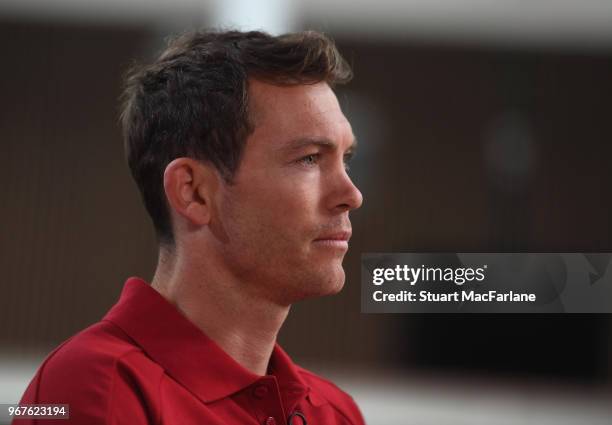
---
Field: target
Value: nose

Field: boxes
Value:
[327,165,363,213]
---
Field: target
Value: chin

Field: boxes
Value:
[325,269,346,295]
[301,266,346,300]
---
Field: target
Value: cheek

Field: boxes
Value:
[218,170,324,252]
[272,190,323,248]
[222,183,312,241]
[271,186,317,215]
[254,171,321,217]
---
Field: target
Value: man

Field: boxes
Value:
[15,29,364,425]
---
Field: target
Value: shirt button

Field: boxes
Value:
[265,417,276,425]
[253,385,269,398]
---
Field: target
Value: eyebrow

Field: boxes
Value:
[280,136,358,154]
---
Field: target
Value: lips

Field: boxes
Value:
[313,230,352,242]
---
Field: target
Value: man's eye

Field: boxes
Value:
[343,152,354,171]
[298,154,319,166]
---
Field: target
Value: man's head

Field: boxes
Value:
[121,30,362,304]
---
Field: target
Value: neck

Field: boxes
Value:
[150,245,290,376]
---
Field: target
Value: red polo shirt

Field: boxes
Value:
[14,277,365,425]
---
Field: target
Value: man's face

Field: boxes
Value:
[210,80,362,306]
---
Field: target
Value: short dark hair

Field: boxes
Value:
[120,29,352,247]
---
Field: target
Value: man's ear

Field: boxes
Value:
[163,158,219,227]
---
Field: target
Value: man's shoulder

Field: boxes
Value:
[40,320,152,379]
[295,366,364,424]
[21,320,163,412]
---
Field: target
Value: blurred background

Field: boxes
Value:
[1,0,611,424]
